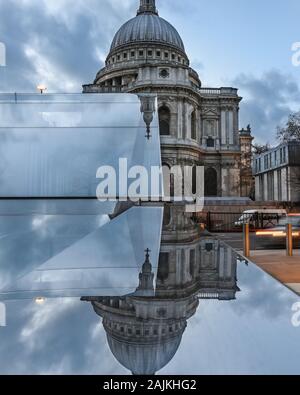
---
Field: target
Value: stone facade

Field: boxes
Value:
[83,0,252,198]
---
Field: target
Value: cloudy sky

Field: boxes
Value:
[1,256,299,374]
[0,0,300,143]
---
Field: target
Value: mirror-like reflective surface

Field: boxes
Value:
[0,93,299,375]
[0,205,163,299]
[0,202,299,375]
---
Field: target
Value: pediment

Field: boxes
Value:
[202,108,219,118]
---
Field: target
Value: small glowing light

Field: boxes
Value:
[35,297,46,305]
[37,84,47,94]
[256,231,274,236]
[272,232,286,238]
[256,231,300,238]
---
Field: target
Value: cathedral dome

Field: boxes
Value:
[109,0,186,55]
[107,331,183,375]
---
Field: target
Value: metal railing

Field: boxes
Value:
[82,84,123,93]
[254,158,288,174]
[199,87,238,96]
[203,212,281,233]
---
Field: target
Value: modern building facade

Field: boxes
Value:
[254,141,300,202]
[83,0,253,198]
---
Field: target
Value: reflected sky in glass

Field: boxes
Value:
[0,93,299,375]
[0,206,163,300]
[0,93,161,198]
[0,214,299,375]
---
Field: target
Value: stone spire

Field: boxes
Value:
[137,0,158,15]
[135,249,155,295]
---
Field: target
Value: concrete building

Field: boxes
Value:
[254,141,300,202]
[83,0,253,198]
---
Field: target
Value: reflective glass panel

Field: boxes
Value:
[0,93,161,198]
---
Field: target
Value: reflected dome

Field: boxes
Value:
[85,295,189,375]
[107,327,184,375]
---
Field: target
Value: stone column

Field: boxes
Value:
[273,170,279,201]
[221,110,226,145]
[228,111,234,145]
[177,100,183,139]
[263,173,268,201]
[255,177,261,201]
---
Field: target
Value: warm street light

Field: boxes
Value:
[37,84,47,94]
[35,297,46,305]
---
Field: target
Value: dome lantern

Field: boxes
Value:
[137,0,158,15]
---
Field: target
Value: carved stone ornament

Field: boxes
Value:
[139,95,156,140]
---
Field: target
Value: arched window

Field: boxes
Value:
[159,106,171,136]
[162,163,175,199]
[191,110,197,140]
[170,173,175,198]
[192,165,197,195]
[163,204,171,226]
[157,253,169,283]
[207,137,215,148]
[189,249,195,277]
[205,168,218,197]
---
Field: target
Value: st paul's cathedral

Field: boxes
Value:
[83,0,253,198]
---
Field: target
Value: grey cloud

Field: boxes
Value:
[0,298,123,374]
[233,70,300,144]
[0,0,198,93]
[0,0,134,92]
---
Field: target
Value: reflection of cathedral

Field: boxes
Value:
[81,2,243,372]
[82,205,240,375]
[159,205,240,301]
[83,0,253,197]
